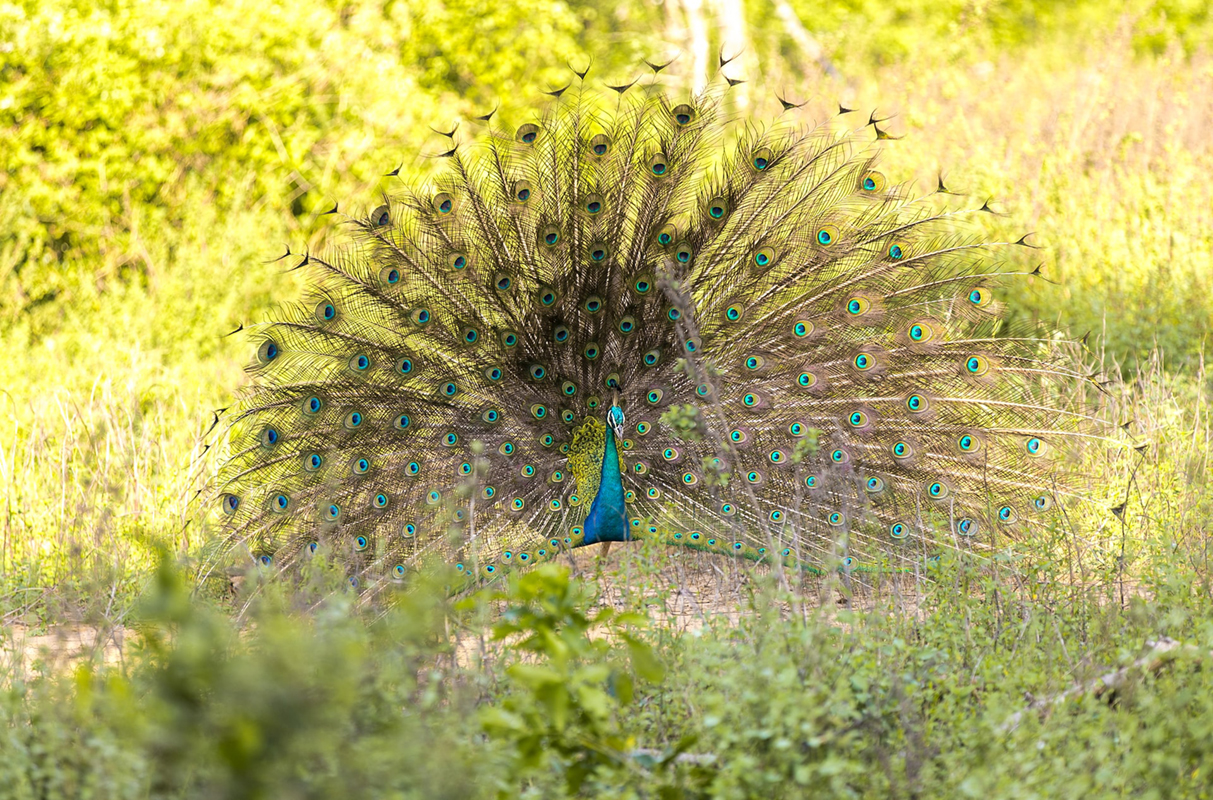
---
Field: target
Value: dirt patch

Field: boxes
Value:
[563,542,928,628]
[4,624,133,673]
[3,544,931,673]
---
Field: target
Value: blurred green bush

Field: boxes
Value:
[0,0,646,327]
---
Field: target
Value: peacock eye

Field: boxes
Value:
[516,123,540,144]
[846,296,870,316]
[909,322,934,342]
[589,134,611,156]
[656,223,678,247]
[859,171,886,193]
[965,355,990,376]
[671,104,696,126]
[256,338,279,364]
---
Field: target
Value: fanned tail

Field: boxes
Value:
[204,69,1118,591]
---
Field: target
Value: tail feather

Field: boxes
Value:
[206,71,1115,590]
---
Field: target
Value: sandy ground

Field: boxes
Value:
[3,543,928,673]
[5,623,134,673]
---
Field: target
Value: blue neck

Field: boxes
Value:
[582,426,630,544]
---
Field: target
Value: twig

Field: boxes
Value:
[1000,637,1206,733]
[630,748,718,766]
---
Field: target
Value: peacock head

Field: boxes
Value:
[607,404,626,439]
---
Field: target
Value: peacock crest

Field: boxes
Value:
[208,68,1103,590]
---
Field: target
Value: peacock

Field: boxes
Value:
[208,66,1104,590]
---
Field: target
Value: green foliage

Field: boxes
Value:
[2,554,486,799]
[8,545,1213,798]
[770,0,1211,68]
[789,428,821,463]
[480,565,693,798]
[0,0,633,326]
[634,553,1213,799]
[2,0,377,316]
[398,0,584,98]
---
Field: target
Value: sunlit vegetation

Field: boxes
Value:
[2,1,1211,796]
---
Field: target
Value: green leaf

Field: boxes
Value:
[627,638,666,683]
[576,663,612,684]
[508,663,564,688]
[612,669,635,706]
[613,612,651,628]
[479,707,527,735]
[575,685,613,720]
[537,683,570,732]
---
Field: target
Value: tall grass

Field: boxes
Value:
[848,32,1213,368]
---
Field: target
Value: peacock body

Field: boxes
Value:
[211,71,1096,587]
